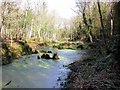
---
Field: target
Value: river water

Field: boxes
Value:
[1,49,88,88]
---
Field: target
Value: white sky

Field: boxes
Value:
[16,0,77,20]
[1,0,119,19]
[0,0,77,20]
[45,0,77,20]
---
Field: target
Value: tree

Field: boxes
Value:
[112,1,120,64]
[1,1,22,44]
[74,0,94,42]
[97,1,105,40]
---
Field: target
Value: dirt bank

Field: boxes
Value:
[64,54,120,89]
[1,39,41,65]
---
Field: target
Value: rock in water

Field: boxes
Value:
[41,54,46,58]
[41,54,51,59]
[45,54,51,59]
[37,55,40,59]
[52,53,59,60]
[34,50,38,54]
[47,51,52,53]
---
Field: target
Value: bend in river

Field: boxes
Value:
[2,49,90,88]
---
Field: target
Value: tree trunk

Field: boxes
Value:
[38,28,40,38]
[10,36,12,46]
[97,1,108,56]
[83,12,91,43]
[110,8,114,36]
[89,31,93,43]
[97,1,105,40]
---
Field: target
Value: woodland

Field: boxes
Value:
[0,0,120,89]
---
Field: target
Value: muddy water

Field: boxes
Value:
[2,49,89,88]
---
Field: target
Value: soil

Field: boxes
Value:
[63,53,120,89]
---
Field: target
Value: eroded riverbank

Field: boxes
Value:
[63,53,120,89]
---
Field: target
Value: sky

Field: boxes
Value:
[45,0,77,20]
[0,0,77,20]
[0,0,119,20]
[12,0,77,20]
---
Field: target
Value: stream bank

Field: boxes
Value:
[1,39,89,65]
[63,53,120,89]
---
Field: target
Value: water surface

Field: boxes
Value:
[2,49,87,88]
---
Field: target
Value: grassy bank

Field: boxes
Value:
[1,38,102,65]
[1,39,42,65]
[52,41,94,50]
[1,39,87,65]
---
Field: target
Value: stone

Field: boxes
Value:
[45,54,51,59]
[41,54,46,58]
[47,51,52,53]
[52,53,59,60]
[41,54,51,59]
[37,55,40,59]
[34,50,38,54]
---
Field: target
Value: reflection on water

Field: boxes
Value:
[2,49,86,88]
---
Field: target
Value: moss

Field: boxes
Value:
[53,42,79,50]
[52,41,90,50]
[15,40,33,54]
[2,40,35,65]
[2,42,9,49]
[11,52,17,59]
[1,48,6,55]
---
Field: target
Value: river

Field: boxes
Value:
[1,49,89,88]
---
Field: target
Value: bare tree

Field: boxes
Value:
[75,0,93,43]
[97,1,105,40]
[109,3,114,36]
